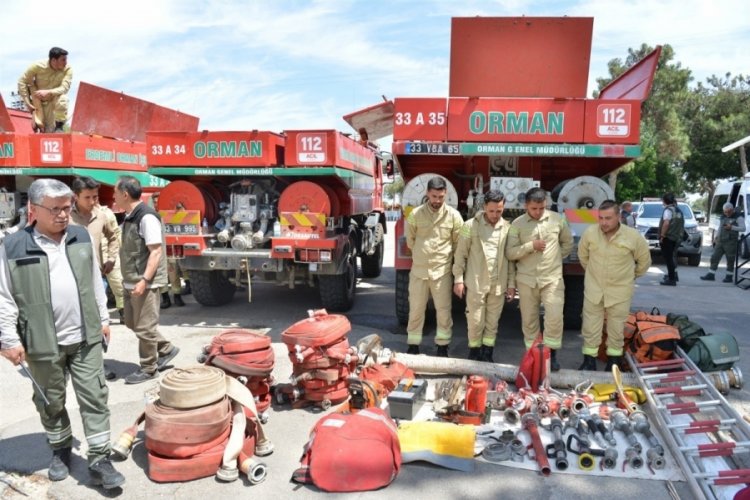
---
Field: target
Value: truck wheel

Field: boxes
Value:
[319,241,357,311]
[191,270,236,306]
[395,270,410,327]
[687,253,701,267]
[361,223,384,278]
[563,274,584,331]
[743,238,750,259]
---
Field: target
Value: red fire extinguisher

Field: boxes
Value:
[465,375,488,413]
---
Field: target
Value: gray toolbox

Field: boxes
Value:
[387,378,427,420]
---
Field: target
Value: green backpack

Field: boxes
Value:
[666,313,705,350]
[687,333,739,372]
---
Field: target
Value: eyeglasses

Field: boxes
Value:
[33,203,73,216]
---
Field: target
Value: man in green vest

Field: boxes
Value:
[658,193,684,286]
[701,202,746,283]
[114,176,179,384]
[0,179,125,489]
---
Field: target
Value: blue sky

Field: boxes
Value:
[1,0,748,148]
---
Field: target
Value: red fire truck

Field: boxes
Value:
[345,16,660,329]
[147,129,387,310]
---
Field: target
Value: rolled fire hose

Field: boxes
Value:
[393,353,639,389]
[160,366,228,409]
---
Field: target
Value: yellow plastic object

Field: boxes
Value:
[588,383,646,405]
[398,421,476,471]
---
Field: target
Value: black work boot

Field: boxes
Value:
[173,293,185,307]
[550,349,561,372]
[406,344,420,355]
[160,292,171,309]
[89,457,125,490]
[436,345,449,358]
[54,121,65,132]
[182,280,192,295]
[480,345,494,363]
[578,355,598,371]
[724,274,734,283]
[468,347,481,361]
[48,447,71,481]
[118,308,125,324]
[605,356,623,372]
[700,272,715,281]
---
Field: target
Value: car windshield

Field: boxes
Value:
[639,203,694,220]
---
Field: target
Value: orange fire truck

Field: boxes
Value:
[147,129,387,310]
[345,16,661,329]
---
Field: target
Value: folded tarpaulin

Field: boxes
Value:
[398,421,475,472]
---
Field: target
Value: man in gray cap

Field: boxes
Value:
[701,202,746,283]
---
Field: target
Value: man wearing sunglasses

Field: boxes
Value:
[0,179,125,489]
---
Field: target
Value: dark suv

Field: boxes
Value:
[635,202,703,266]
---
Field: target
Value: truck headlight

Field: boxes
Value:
[686,227,699,235]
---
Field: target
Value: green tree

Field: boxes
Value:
[681,73,750,201]
[595,44,692,200]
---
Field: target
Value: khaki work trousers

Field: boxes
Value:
[31,93,68,132]
[105,260,124,309]
[167,259,187,294]
[581,296,631,357]
[465,287,506,348]
[124,287,173,373]
[518,280,565,350]
[407,272,453,346]
[25,342,111,464]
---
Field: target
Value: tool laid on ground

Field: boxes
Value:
[627,347,750,499]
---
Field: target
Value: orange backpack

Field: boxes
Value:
[628,320,681,363]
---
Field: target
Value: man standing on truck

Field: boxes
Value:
[405,176,464,357]
[452,190,516,362]
[506,187,574,371]
[0,179,125,489]
[701,202,746,283]
[114,176,180,384]
[17,47,72,133]
[577,200,651,371]
[658,193,684,287]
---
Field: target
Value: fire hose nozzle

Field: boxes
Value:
[625,447,643,469]
[578,452,595,471]
[255,437,275,457]
[602,448,618,469]
[646,448,666,470]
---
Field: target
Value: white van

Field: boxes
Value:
[709,173,750,257]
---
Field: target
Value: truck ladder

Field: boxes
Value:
[626,348,750,499]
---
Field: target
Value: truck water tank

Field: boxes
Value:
[402,173,459,211]
[278,181,340,217]
[551,176,614,212]
[158,180,224,223]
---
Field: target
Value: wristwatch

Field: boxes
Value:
[142,275,153,284]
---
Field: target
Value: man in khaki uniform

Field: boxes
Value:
[17,47,72,133]
[453,190,516,362]
[506,187,573,371]
[405,176,464,356]
[578,200,651,371]
[70,177,124,323]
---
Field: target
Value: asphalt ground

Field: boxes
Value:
[1,222,748,499]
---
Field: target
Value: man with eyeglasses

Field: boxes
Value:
[0,179,125,489]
